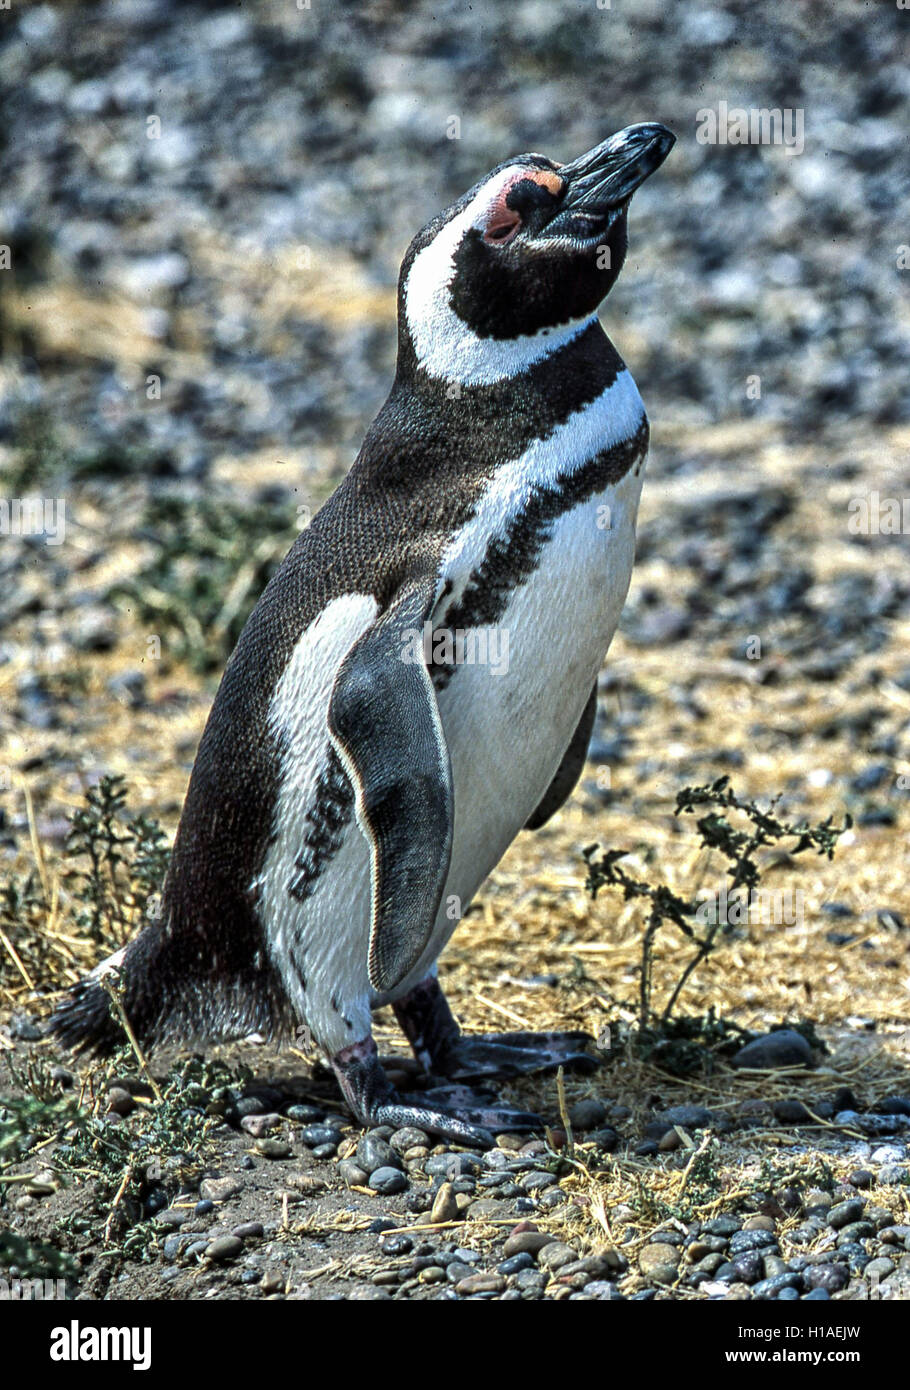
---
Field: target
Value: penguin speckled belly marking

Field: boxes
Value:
[53,123,676,1145]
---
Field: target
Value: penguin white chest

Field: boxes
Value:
[433,457,645,923]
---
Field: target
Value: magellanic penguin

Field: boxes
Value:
[53,123,676,1145]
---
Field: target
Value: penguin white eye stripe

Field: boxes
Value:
[404,165,597,386]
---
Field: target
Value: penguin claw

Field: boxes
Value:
[401,1085,542,1137]
[330,1033,525,1148]
[371,1099,495,1149]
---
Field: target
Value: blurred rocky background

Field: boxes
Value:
[1,0,910,1305]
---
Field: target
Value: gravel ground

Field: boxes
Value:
[1,0,909,1303]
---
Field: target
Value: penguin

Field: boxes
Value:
[52,123,676,1146]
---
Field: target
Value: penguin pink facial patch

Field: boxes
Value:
[481,168,565,246]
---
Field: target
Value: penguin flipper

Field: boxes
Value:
[524,682,597,830]
[328,578,453,996]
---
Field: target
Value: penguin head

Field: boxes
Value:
[400,123,675,381]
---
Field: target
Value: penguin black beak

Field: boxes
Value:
[559,122,676,213]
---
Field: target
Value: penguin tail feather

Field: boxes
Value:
[49,916,294,1058]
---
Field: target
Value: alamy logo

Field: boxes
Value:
[696,102,805,155]
[695,886,804,927]
[400,621,510,677]
[50,1320,151,1371]
[0,1277,66,1300]
[847,492,910,535]
[0,497,66,546]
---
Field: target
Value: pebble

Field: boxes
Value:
[284,1104,325,1123]
[537,1242,577,1272]
[430,1183,461,1224]
[455,1272,505,1296]
[732,1029,813,1069]
[357,1135,403,1173]
[199,1177,242,1202]
[751,1271,802,1298]
[804,1264,849,1294]
[646,1104,714,1137]
[728,1229,777,1254]
[638,1243,680,1284]
[502,1229,555,1259]
[848,1169,874,1189]
[369,1167,408,1195]
[240,1112,282,1138]
[872,1096,910,1116]
[206,1235,243,1262]
[568,1099,607,1130]
[231,1221,264,1240]
[520,1171,557,1193]
[154,1208,189,1228]
[301,1124,341,1148]
[498,1252,534,1275]
[106,1086,136,1117]
[338,1159,369,1187]
[389,1127,428,1153]
[827,1198,865,1229]
[254,1138,291,1159]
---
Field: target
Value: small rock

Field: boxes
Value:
[773,1100,812,1124]
[729,1230,777,1254]
[231,1221,264,1240]
[300,1124,341,1148]
[389,1127,428,1153]
[369,1167,408,1195]
[154,1207,189,1228]
[827,1198,864,1229]
[338,1160,369,1188]
[357,1135,403,1173]
[284,1104,324,1123]
[455,1272,506,1296]
[638,1243,680,1284]
[206,1235,243,1262]
[502,1229,556,1259]
[871,1096,910,1117]
[733,1029,813,1070]
[568,1099,607,1130]
[804,1264,849,1294]
[751,1272,802,1298]
[430,1182,461,1224]
[538,1242,577,1272]
[255,1138,291,1159]
[199,1177,242,1203]
[848,1169,874,1189]
[106,1087,136,1117]
[520,1171,557,1193]
[240,1112,282,1138]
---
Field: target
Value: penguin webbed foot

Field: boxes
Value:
[392,975,598,1083]
[434,1030,599,1083]
[331,1034,537,1148]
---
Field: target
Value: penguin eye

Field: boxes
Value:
[482,208,522,246]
